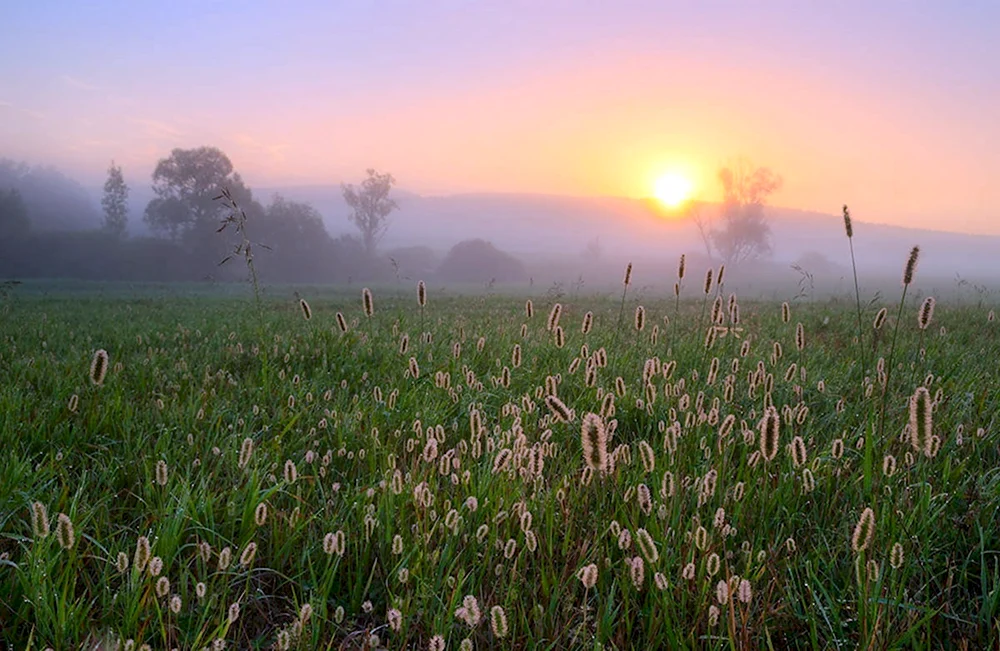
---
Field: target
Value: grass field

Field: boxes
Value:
[1,270,998,649]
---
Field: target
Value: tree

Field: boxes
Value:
[709,158,782,264]
[0,188,30,239]
[101,160,129,237]
[143,147,254,241]
[437,239,526,283]
[342,169,397,258]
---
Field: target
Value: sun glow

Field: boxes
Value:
[654,172,694,208]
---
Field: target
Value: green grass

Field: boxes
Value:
[0,283,998,650]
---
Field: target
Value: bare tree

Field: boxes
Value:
[342,169,397,258]
[710,158,782,264]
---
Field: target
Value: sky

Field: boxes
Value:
[1,0,999,235]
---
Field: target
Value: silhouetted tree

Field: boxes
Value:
[101,160,129,237]
[253,194,335,282]
[709,158,782,264]
[342,169,397,258]
[0,188,30,239]
[143,147,254,241]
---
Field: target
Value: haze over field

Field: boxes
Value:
[1,1,998,292]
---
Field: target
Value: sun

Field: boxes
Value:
[654,172,694,208]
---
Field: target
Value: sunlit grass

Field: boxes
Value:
[0,282,998,649]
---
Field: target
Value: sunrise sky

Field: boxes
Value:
[2,1,998,235]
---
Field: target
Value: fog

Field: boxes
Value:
[1,152,997,303]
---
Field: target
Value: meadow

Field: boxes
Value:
[1,262,999,650]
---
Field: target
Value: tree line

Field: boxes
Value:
[0,147,421,284]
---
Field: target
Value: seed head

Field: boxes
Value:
[134,535,151,573]
[580,413,608,472]
[873,307,887,330]
[55,513,75,550]
[704,268,713,295]
[490,605,508,638]
[361,287,374,317]
[546,303,562,332]
[918,296,935,330]
[758,406,780,462]
[909,386,933,457]
[31,501,49,539]
[239,541,257,567]
[851,506,876,553]
[634,305,645,332]
[678,254,686,280]
[842,205,853,238]
[335,312,348,332]
[577,563,599,589]
[90,349,109,385]
[154,459,168,486]
[417,280,427,307]
[903,246,920,286]
[299,298,312,321]
[623,262,633,287]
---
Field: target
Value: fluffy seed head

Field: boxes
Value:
[577,563,599,589]
[678,254,686,280]
[155,460,168,486]
[909,386,933,457]
[842,205,853,238]
[134,536,151,573]
[795,322,805,351]
[90,349,109,385]
[490,605,508,638]
[335,312,347,332]
[239,541,257,567]
[918,296,935,330]
[361,287,374,317]
[634,305,645,332]
[903,246,920,286]
[580,413,608,472]
[31,501,49,539]
[759,406,780,462]
[546,303,562,332]
[873,307,888,330]
[623,262,633,287]
[851,506,876,553]
[544,394,572,423]
[417,280,427,307]
[704,269,713,295]
[299,298,312,321]
[55,513,75,550]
